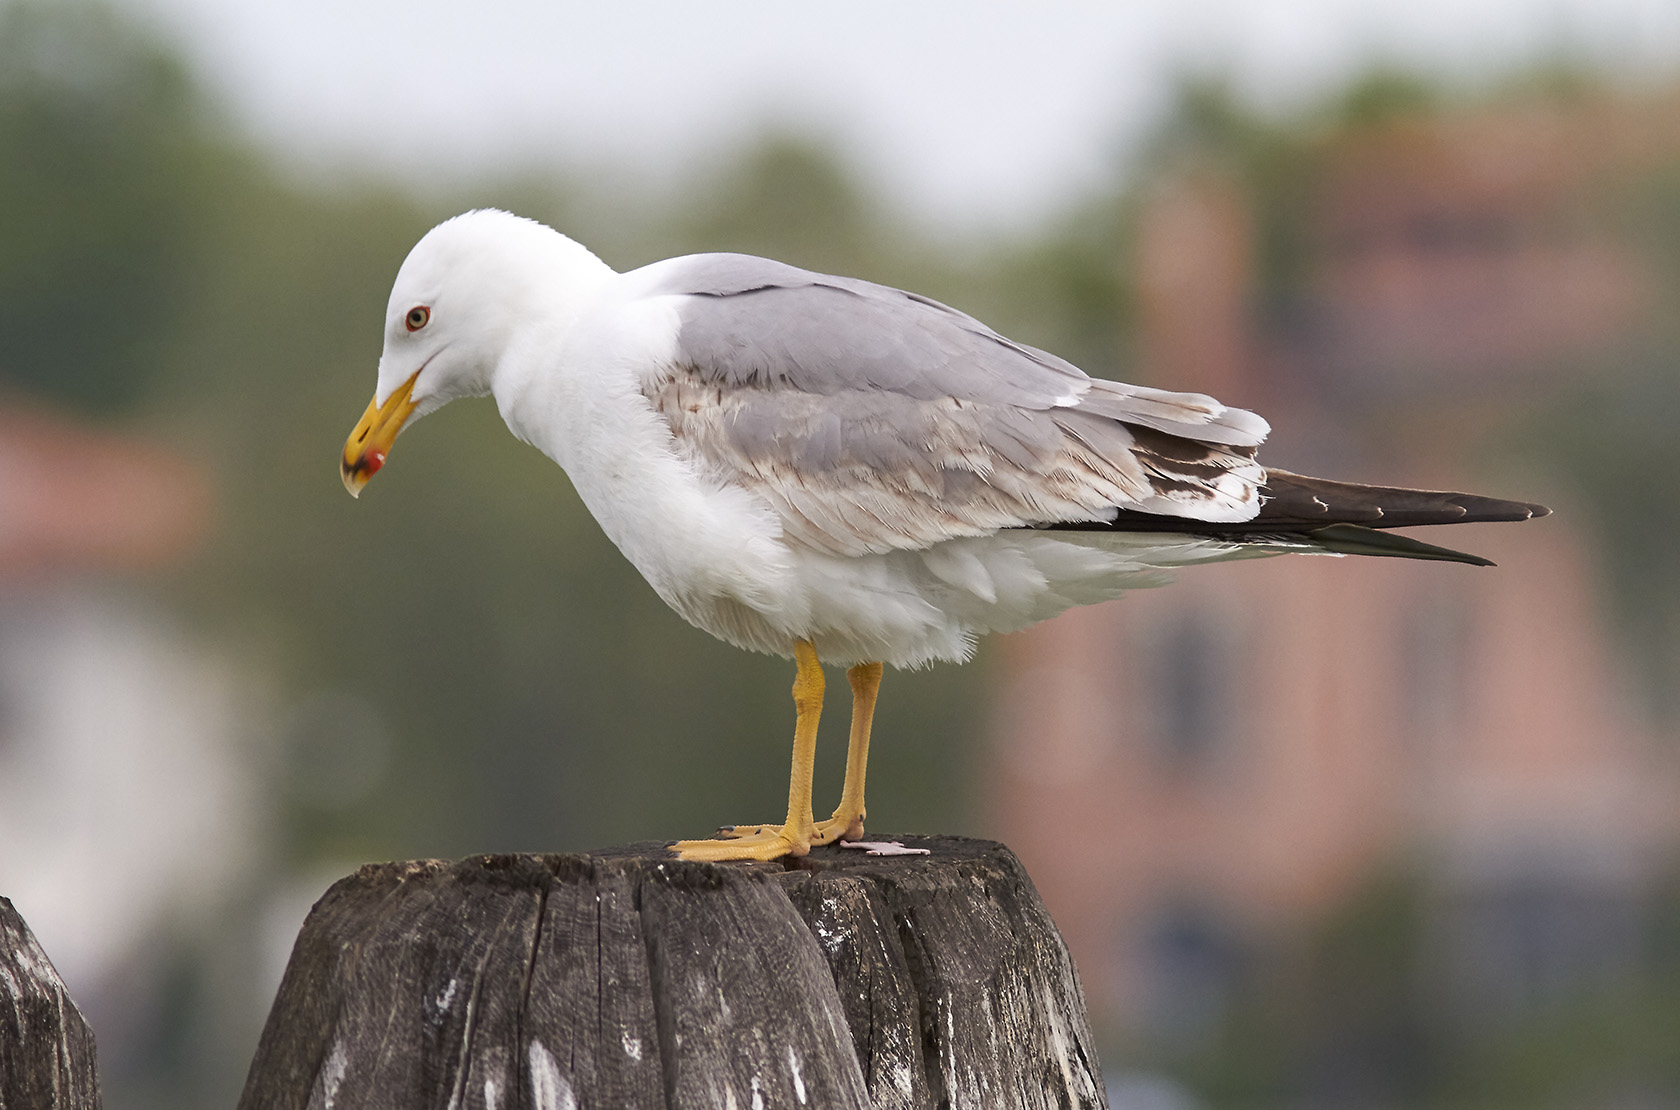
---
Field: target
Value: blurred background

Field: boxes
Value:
[3,0,1680,1106]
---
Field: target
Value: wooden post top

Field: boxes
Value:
[0,896,102,1110]
[240,836,1107,1110]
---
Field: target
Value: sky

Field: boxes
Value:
[116,0,1680,233]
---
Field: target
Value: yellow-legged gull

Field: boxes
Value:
[341,209,1547,862]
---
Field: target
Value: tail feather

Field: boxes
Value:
[1041,468,1549,566]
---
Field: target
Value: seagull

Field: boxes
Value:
[341,209,1547,862]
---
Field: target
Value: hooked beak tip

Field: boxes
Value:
[341,451,382,498]
[342,375,416,498]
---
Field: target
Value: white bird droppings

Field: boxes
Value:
[621,1031,643,1060]
[318,1038,349,1110]
[528,1040,577,1110]
[787,1046,807,1104]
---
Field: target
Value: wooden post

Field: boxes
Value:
[0,897,102,1110]
[239,836,1106,1110]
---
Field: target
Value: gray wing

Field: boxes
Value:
[638,253,1271,557]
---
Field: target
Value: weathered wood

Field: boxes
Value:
[0,897,102,1110]
[239,836,1106,1110]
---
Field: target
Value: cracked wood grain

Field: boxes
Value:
[0,896,102,1110]
[239,837,1106,1110]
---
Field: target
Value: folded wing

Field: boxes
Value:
[640,254,1272,557]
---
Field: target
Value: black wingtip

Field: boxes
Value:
[1306,523,1497,567]
[1470,497,1551,523]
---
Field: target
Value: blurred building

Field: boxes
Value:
[0,405,210,576]
[988,93,1680,1045]
[0,403,269,1096]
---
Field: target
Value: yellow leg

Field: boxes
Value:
[707,660,884,849]
[818,662,882,842]
[673,641,826,861]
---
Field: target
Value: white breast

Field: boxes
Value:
[491,285,809,648]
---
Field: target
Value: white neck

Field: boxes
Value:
[476,231,617,400]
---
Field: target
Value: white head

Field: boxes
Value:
[341,209,613,496]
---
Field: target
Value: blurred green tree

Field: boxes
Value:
[0,0,202,413]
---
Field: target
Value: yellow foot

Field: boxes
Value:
[829,811,866,843]
[673,827,808,862]
[714,816,858,847]
[817,814,865,843]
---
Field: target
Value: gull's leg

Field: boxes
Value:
[712,660,884,849]
[672,640,824,861]
[811,661,882,843]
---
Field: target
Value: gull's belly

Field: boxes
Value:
[669,527,1257,670]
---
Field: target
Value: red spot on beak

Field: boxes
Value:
[366,449,386,475]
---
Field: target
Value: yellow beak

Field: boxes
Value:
[341,372,421,497]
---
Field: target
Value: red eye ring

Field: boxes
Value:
[405,305,431,332]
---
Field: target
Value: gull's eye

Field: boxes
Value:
[405,305,431,332]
